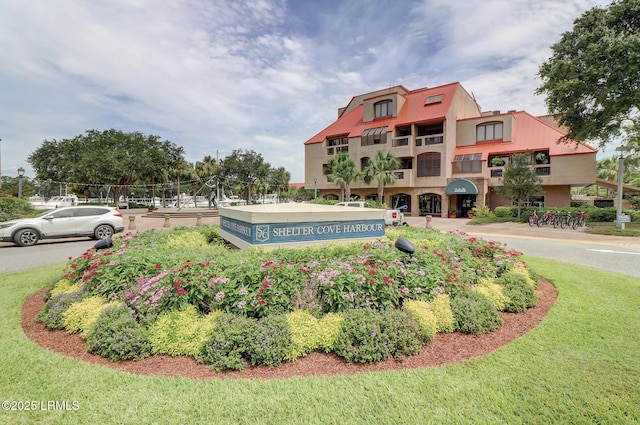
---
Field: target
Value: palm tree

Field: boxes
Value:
[323,152,360,201]
[269,166,291,203]
[362,150,400,205]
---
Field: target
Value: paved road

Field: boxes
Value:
[404,216,640,278]
[1,213,639,278]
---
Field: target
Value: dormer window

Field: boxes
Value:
[476,122,503,141]
[374,100,392,118]
[425,94,443,105]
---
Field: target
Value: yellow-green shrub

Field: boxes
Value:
[473,279,511,311]
[317,313,343,352]
[50,279,83,299]
[163,231,208,249]
[402,300,437,341]
[62,296,121,337]
[506,265,538,289]
[148,305,219,357]
[429,294,456,333]
[284,310,344,360]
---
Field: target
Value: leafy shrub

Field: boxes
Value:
[429,294,456,332]
[245,314,292,368]
[148,305,219,357]
[473,279,511,311]
[285,310,322,360]
[86,305,152,361]
[402,300,437,341]
[494,272,538,313]
[585,207,616,222]
[472,205,494,218]
[47,279,83,300]
[493,206,514,218]
[333,308,426,363]
[36,289,88,330]
[199,313,292,370]
[163,231,208,249]
[198,225,227,245]
[62,296,121,337]
[0,194,33,221]
[507,265,538,289]
[198,313,256,371]
[285,310,345,360]
[450,291,502,335]
[316,313,344,352]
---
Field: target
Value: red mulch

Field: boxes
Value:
[21,279,556,380]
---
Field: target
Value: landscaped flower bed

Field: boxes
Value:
[36,225,538,371]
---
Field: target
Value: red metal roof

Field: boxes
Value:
[304,83,463,145]
[453,111,597,160]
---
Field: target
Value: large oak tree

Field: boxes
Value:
[537,0,640,153]
[28,129,184,203]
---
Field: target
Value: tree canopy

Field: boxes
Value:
[27,129,184,202]
[219,149,271,203]
[493,152,543,218]
[537,0,640,153]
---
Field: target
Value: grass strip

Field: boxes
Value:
[0,259,638,425]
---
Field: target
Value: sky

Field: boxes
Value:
[0,0,614,185]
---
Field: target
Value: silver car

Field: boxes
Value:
[0,206,125,247]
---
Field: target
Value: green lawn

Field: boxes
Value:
[1,258,639,425]
[584,221,640,237]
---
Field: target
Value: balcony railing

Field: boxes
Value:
[490,166,551,178]
[535,166,551,175]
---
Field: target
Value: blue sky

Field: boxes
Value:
[0,0,613,184]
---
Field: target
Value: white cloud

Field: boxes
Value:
[0,0,613,183]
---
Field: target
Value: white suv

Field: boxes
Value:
[0,206,125,247]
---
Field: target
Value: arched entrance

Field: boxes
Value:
[418,193,441,216]
[445,179,478,217]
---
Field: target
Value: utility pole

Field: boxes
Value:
[615,145,628,229]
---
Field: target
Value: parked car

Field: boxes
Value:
[0,206,125,247]
[334,201,404,226]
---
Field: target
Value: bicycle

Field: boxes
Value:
[559,211,574,229]
[537,210,555,227]
[572,211,588,229]
[528,211,539,227]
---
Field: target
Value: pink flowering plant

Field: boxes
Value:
[37,225,536,367]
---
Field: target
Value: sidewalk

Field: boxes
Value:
[402,216,640,247]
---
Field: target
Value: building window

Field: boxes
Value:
[453,153,482,173]
[361,126,388,146]
[425,94,443,104]
[417,152,441,177]
[327,136,348,155]
[476,122,503,141]
[360,157,370,170]
[374,101,392,118]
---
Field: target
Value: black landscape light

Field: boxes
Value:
[394,237,415,258]
[94,237,113,250]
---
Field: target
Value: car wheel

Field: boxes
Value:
[14,228,40,247]
[94,224,114,240]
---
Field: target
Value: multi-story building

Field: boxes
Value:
[304,83,597,217]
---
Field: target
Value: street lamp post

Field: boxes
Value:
[314,178,317,199]
[615,145,628,229]
[17,167,25,199]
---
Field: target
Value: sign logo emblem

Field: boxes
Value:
[256,225,270,242]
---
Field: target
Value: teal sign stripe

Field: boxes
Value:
[220,216,385,245]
